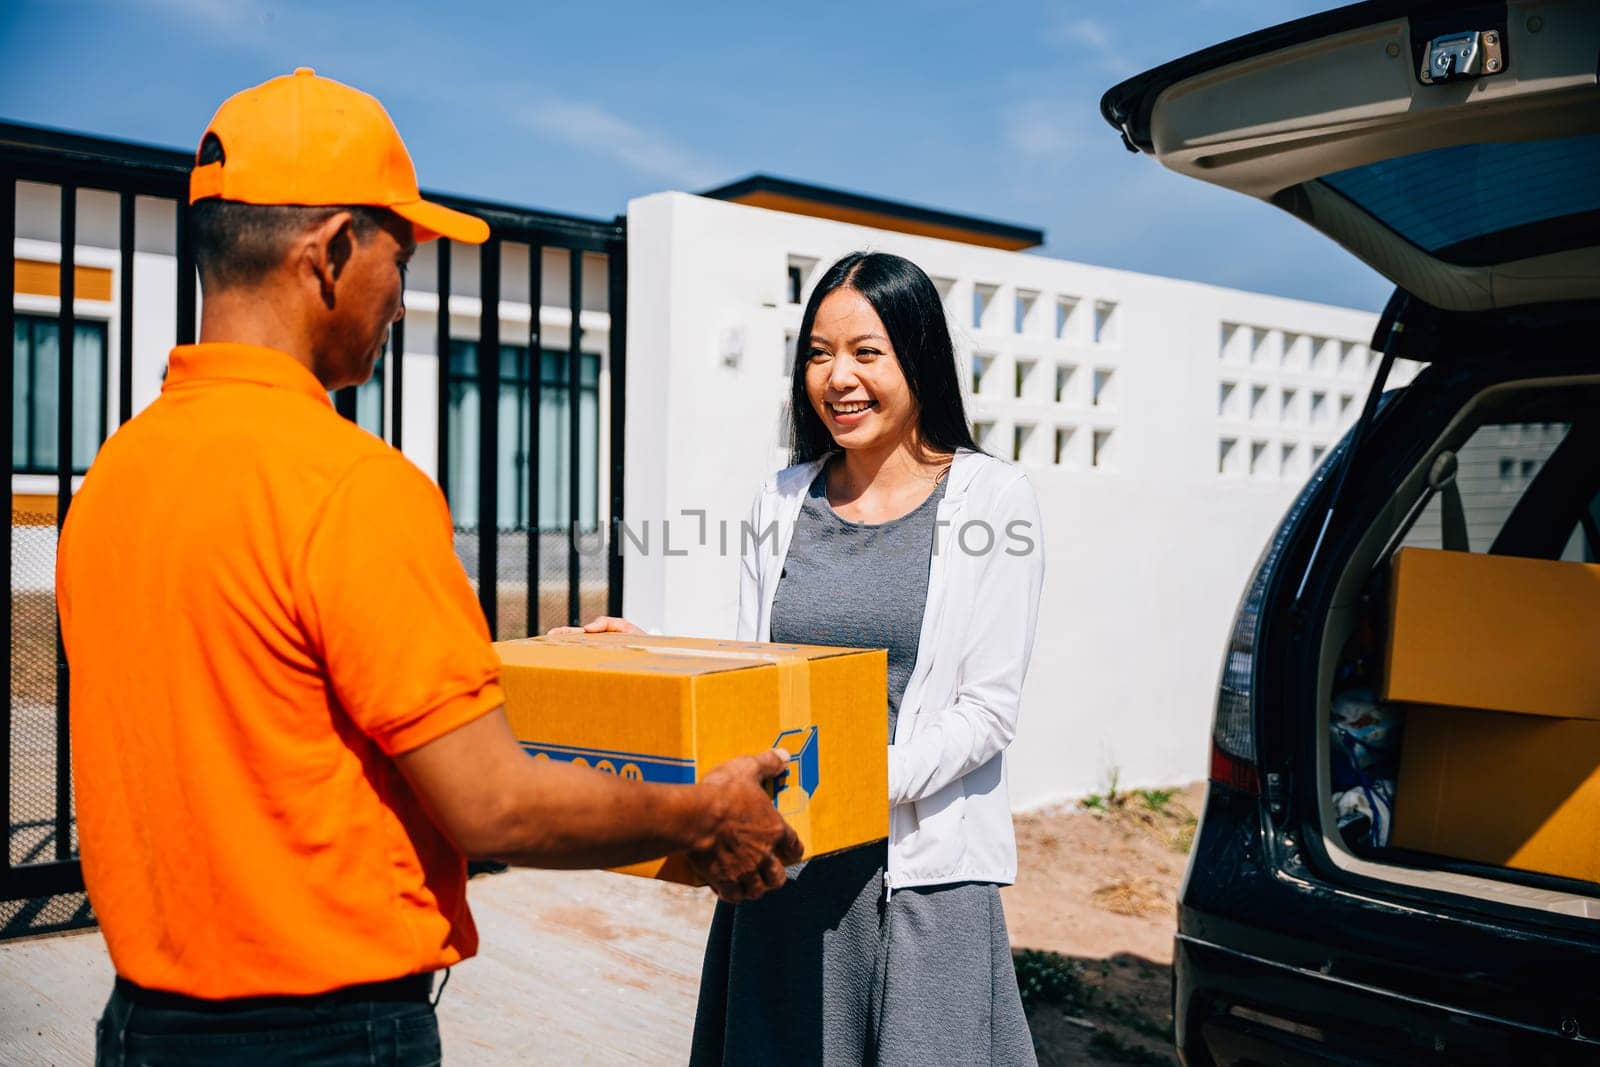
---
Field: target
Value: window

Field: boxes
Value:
[1250,385,1269,421]
[972,420,995,450]
[1055,426,1076,467]
[972,352,994,395]
[1250,440,1271,478]
[1015,358,1036,399]
[1092,368,1115,409]
[1012,423,1033,463]
[1311,390,1328,424]
[1015,290,1038,334]
[1218,380,1237,418]
[1402,413,1576,553]
[1319,133,1600,263]
[1219,322,1238,360]
[973,284,999,330]
[1092,300,1118,345]
[1091,428,1115,469]
[1055,363,1077,403]
[785,255,817,305]
[12,313,107,475]
[1310,336,1332,373]
[1282,332,1306,369]
[447,341,600,531]
[1248,328,1270,365]
[1282,387,1299,424]
[1056,297,1079,340]
[1219,437,1239,476]
[1338,342,1356,374]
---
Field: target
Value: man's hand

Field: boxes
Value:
[396,709,803,890]
[689,748,805,902]
[547,616,643,637]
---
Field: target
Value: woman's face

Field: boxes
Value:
[804,287,918,454]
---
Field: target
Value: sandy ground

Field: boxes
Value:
[1,786,1199,1065]
[1007,783,1203,1065]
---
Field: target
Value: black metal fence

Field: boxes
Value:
[0,121,626,935]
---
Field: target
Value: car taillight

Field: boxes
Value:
[1211,434,1350,797]
[1212,551,1268,795]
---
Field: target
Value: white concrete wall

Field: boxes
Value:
[621,191,1414,809]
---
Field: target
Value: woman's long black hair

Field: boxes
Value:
[790,252,982,464]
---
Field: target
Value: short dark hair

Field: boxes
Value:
[789,251,982,463]
[189,132,393,290]
[189,200,390,291]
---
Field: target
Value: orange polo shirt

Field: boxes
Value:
[57,342,504,998]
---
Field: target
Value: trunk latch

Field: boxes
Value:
[1420,30,1505,84]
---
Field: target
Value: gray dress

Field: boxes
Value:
[690,470,1036,1066]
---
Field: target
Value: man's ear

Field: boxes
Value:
[299,210,358,310]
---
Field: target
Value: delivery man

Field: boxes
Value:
[56,68,801,1065]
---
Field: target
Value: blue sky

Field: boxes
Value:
[1,0,1390,311]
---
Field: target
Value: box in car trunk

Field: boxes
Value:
[1382,548,1600,719]
[1391,707,1600,883]
[1385,548,1600,883]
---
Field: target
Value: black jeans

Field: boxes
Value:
[95,974,442,1066]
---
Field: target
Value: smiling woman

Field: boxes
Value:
[557,255,1045,1062]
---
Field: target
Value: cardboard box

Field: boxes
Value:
[1384,547,1600,883]
[1390,705,1600,884]
[1383,547,1600,719]
[494,633,888,883]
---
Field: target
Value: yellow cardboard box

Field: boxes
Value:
[494,633,889,883]
[1385,547,1600,883]
[1390,705,1600,884]
[1383,547,1600,718]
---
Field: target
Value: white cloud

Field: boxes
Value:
[1051,16,1137,76]
[518,99,722,188]
[1058,18,1112,52]
[1003,103,1077,160]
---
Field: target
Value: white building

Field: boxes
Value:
[9,129,1417,809]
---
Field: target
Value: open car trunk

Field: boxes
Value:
[1314,374,1600,919]
[1100,0,1600,918]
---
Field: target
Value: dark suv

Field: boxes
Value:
[1101,2,1600,1064]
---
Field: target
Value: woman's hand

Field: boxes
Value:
[547,616,644,637]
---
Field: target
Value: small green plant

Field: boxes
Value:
[1134,787,1177,815]
[1081,765,1126,813]
[1013,949,1087,1012]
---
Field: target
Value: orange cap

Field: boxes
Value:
[188,68,488,245]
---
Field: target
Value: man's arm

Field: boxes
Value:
[297,455,799,900]
[396,707,802,901]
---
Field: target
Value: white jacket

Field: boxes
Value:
[737,449,1045,890]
